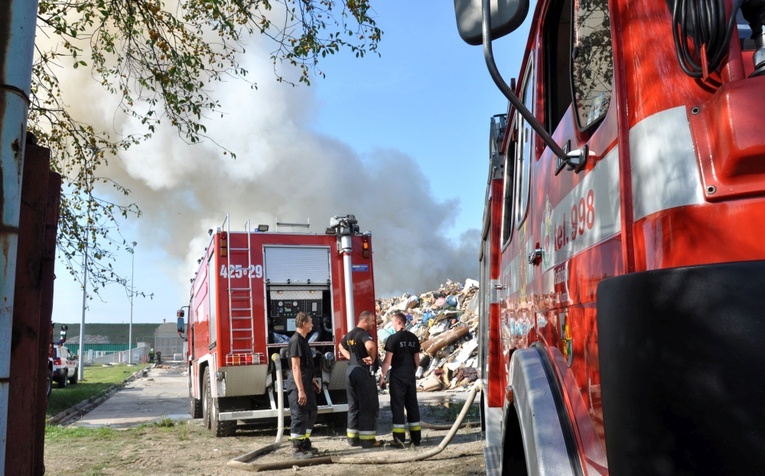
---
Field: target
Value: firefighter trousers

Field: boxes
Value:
[346,364,379,443]
[389,369,421,445]
[287,371,317,441]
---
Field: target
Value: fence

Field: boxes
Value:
[65,343,151,366]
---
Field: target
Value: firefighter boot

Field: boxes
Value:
[359,438,385,448]
[389,429,407,448]
[301,438,320,455]
[291,439,313,460]
[410,428,422,447]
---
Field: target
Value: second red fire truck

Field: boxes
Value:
[178,214,375,437]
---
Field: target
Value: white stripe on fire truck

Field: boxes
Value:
[630,106,705,221]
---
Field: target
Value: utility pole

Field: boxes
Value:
[128,242,137,365]
[1,2,41,474]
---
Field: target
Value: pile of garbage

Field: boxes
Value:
[376,278,480,392]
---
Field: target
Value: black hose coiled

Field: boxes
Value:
[672,0,745,77]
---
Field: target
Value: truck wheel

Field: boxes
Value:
[69,370,78,385]
[190,396,203,419]
[211,399,236,437]
[202,367,236,437]
[57,371,67,388]
[189,368,202,419]
[202,368,212,430]
[46,369,52,398]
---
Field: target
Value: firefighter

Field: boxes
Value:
[380,311,422,447]
[339,310,383,448]
[149,348,155,363]
[287,312,322,459]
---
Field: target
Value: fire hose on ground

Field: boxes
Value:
[227,369,482,472]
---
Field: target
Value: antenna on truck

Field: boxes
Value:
[275,219,310,231]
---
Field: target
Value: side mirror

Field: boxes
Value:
[453,0,530,46]
[177,315,185,333]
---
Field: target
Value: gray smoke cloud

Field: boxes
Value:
[54,19,479,299]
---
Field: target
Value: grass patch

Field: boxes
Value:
[45,425,119,441]
[141,416,177,429]
[46,364,148,419]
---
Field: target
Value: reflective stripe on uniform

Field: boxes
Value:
[359,431,377,440]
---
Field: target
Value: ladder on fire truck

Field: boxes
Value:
[224,215,256,364]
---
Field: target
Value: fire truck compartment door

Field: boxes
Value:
[264,246,331,284]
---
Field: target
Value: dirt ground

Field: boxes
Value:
[45,383,486,475]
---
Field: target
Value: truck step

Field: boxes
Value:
[484,446,501,476]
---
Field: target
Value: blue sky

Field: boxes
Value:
[50,1,531,326]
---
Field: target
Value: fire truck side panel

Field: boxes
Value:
[481,177,506,460]
[465,0,765,473]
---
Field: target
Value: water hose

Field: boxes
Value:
[332,383,480,465]
[227,354,286,470]
[231,383,482,472]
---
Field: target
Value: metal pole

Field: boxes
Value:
[1,2,41,473]
[341,235,355,332]
[77,242,87,380]
[128,241,137,365]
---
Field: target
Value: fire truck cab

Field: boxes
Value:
[179,214,375,437]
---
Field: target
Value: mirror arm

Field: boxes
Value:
[481,0,586,168]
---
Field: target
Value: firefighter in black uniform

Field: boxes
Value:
[287,312,321,459]
[380,311,422,447]
[340,310,383,448]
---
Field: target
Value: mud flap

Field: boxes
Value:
[597,261,765,475]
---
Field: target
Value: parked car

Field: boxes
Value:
[49,344,78,388]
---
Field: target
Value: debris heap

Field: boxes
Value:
[376,278,480,392]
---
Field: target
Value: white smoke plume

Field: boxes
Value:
[52,17,479,300]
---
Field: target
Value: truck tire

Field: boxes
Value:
[46,369,52,398]
[69,370,78,385]
[189,368,202,419]
[211,401,236,438]
[202,367,236,437]
[57,371,67,388]
[202,368,212,430]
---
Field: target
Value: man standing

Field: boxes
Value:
[287,312,321,458]
[380,311,422,447]
[340,310,383,448]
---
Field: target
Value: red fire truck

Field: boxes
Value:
[453,0,765,474]
[177,214,375,437]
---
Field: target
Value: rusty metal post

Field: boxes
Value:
[0,1,41,473]
[6,140,60,476]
